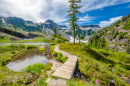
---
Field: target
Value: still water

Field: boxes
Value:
[6,46,56,71]
[0,42,49,46]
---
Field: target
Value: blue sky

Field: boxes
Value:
[78,2,130,27]
[0,0,130,27]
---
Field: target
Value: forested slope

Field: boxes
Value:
[89,14,130,53]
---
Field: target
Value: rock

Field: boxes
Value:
[46,78,66,86]
[108,45,116,49]
[0,27,30,38]
[9,37,22,41]
[42,52,46,55]
[110,79,115,85]
[117,45,126,52]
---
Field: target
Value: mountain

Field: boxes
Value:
[0,17,70,40]
[72,25,101,40]
[80,25,101,31]
[43,19,68,30]
[89,15,130,53]
[0,17,68,32]
[0,17,40,31]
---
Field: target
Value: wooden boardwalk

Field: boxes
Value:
[52,45,78,79]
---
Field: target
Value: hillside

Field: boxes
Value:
[89,15,130,53]
[0,27,48,42]
[0,17,68,32]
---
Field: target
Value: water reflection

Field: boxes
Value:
[6,46,55,71]
[0,42,49,46]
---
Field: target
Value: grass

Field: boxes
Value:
[56,52,67,63]
[0,44,40,85]
[15,37,49,43]
[50,35,69,44]
[50,44,68,63]
[0,37,48,43]
[0,36,11,43]
[21,63,44,73]
[44,62,53,70]
[27,45,37,49]
[0,44,28,65]
[37,77,47,86]
[39,48,45,51]
[118,32,128,39]
[59,43,130,86]
[95,49,130,64]
[21,62,53,73]
[67,78,100,86]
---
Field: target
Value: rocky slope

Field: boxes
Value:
[89,15,130,53]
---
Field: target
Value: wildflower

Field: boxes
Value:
[96,78,99,84]
[93,74,95,77]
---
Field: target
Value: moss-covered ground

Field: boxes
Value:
[0,36,48,43]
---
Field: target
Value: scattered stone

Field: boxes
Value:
[108,45,116,49]
[46,78,66,86]
[42,52,46,55]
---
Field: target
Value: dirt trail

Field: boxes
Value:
[46,45,78,86]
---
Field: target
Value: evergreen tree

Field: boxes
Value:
[67,0,82,44]
[40,28,42,33]
[126,39,130,54]
[115,21,119,27]
[54,26,57,35]
[78,31,80,44]
[13,25,16,30]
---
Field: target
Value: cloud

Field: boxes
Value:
[80,0,130,12]
[78,14,95,24]
[99,16,122,27]
[0,0,69,23]
[0,0,130,25]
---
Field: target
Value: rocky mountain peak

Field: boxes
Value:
[44,20,54,24]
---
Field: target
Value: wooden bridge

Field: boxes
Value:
[52,45,78,79]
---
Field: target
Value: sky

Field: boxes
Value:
[0,0,130,27]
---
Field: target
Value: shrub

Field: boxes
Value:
[113,30,118,39]
[44,62,53,70]
[37,77,47,86]
[21,63,44,73]
[56,52,67,62]
[27,45,37,49]
[39,48,45,51]
[118,32,128,39]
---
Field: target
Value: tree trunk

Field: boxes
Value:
[79,31,80,44]
[73,28,75,44]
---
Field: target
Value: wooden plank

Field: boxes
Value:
[52,45,78,79]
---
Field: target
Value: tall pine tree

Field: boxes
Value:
[67,0,82,44]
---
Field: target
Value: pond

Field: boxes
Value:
[0,42,49,46]
[6,45,56,71]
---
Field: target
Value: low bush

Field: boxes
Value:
[39,48,45,51]
[44,62,53,70]
[21,63,44,73]
[118,32,128,39]
[67,78,100,86]
[27,45,37,49]
[56,52,67,63]
[37,77,47,86]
